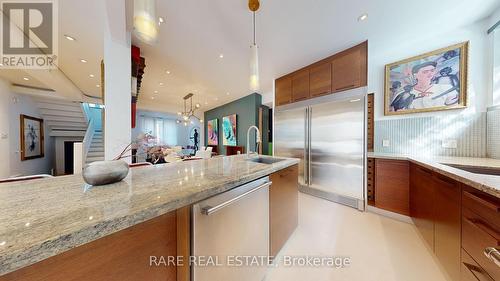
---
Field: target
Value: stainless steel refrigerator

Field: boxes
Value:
[274,87,366,210]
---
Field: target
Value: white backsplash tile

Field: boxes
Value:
[374,112,487,157]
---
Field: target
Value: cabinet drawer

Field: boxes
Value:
[462,208,500,280]
[461,249,494,281]
[463,186,500,231]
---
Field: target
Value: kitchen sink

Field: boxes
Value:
[247,157,285,165]
[441,163,500,176]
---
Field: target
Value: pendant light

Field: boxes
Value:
[133,0,159,44]
[249,0,260,92]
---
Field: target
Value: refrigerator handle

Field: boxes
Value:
[308,107,312,186]
[304,107,309,185]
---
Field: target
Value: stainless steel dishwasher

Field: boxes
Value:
[192,176,271,281]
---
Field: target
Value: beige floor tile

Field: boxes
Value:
[265,193,450,281]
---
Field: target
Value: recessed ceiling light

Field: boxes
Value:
[0,241,5,246]
[96,84,100,88]
[358,13,368,21]
[166,70,171,74]
[88,216,93,220]
[219,54,224,58]
[154,90,158,94]
[23,77,29,81]
[215,97,219,101]
[204,101,208,105]
[151,96,155,100]
[64,35,76,41]
[0,63,3,66]
[158,16,165,25]
[226,92,230,95]
[80,59,87,63]
[159,82,164,86]
[89,74,95,78]
[25,222,30,227]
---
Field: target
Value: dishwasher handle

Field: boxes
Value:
[201,181,272,216]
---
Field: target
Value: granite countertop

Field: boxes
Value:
[0,155,299,276]
[368,152,500,198]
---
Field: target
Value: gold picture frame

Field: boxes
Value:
[384,42,468,116]
[20,114,44,161]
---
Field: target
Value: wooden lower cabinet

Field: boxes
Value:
[461,185,500,281]
[410,163,435,249]
[433,174,461,281]
[0,209,190,281]
[374,159,409,215]
[269,164,299,257]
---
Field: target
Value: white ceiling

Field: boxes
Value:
[0,0,498,113]
[0,0,104,101]
[134,0,500,112]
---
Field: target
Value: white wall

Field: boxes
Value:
[0,79,55,178]
[368,18,491,120]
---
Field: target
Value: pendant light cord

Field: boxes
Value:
[253,12,256,45]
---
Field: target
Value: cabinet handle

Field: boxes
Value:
[484,247,500,268]
[417,166,432,175]
[464,217,500,240]
[335,84,355,91]
[464,191,500,212]
[462,262,490,279]
[434,174,456,186]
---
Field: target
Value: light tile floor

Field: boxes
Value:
[265,193,450,281]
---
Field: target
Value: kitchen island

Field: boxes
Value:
[0,155,299,280]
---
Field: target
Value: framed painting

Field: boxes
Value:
[384,42,468,115]
[207,119,219,145]
[20,114,44,160]
[222,114,237,146]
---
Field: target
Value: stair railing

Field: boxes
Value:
[81,118,95,167]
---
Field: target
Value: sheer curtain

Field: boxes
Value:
[142,117,177,145]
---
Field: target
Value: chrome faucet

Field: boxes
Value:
[246,125,261,158]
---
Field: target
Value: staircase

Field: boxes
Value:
[86,131,104,164]
[35,98,105,165]
[36,98,87,137]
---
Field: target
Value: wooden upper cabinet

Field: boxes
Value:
[275,41,367,105]
[309,62,332,97]
[291,69,310,102]
[331,42,367,93]
[275,76,292,106]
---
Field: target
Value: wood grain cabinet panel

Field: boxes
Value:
[0,212,181,281]
[331,42,367,93]
[269,164,299,257]
[433,175,461,281]
[374,159,410,215]
[410,163,435,249]
[309,62,332,97]
[291,69,310,102]
[275,76,292,106]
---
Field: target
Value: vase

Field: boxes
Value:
[82,160,130,186]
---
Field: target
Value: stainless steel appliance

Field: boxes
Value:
[274,88,366,210]
[192,176,271,281]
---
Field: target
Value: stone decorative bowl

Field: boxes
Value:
[82,160,129,186]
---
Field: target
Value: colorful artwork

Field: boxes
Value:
[20,115,44,160]
[207,119,218,145]
[385,42,468,115]
[222,114,237,146]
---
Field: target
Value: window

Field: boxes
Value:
[141,116,177,145]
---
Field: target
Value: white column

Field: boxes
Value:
[0,79,11,178]
[103,0,131,162]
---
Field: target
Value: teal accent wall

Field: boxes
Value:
[204,93,262,155]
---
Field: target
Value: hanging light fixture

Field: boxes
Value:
[176,93,202,125]
[249,0,260,92]
[133,0,159,44]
